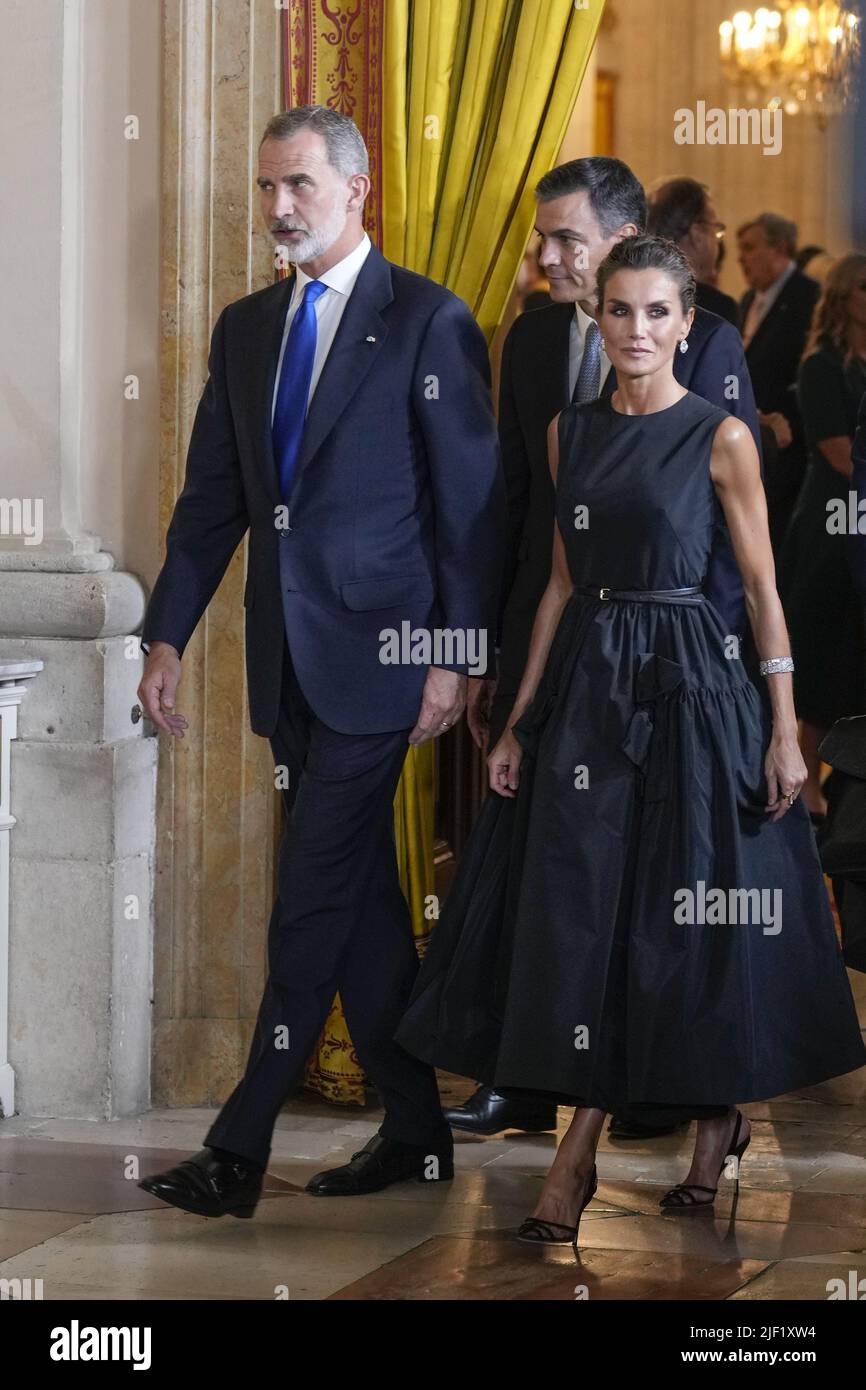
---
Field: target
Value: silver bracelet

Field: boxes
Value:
[759,656,794,676]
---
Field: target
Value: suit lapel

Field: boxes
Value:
[747,293,782,355]
[746,277,795,356]
[740,289,754,331]
[293,245,393,485]
[555,303,573,408]
[250,272,295,507]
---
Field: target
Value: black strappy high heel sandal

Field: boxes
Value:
[659,1109,750,1214]
[517,1164,598,1246]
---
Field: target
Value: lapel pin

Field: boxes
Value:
[365,335,377,343]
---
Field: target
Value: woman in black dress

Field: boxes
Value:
[779,254,866,816]
[396,236,866,1246]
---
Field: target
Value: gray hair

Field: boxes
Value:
[737,212,798,257]
[259,105,369,177]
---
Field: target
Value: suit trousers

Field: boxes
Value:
[205,638,450,1170]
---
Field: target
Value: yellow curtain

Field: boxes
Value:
[382,0,605,341]
[281,0,602,1104]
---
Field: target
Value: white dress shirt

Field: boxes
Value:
[742,260,796,347]
[271,231,373,424]
[568,301,612,400]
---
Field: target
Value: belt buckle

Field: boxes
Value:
[598,586,611,599]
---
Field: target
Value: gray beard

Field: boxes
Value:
[279,205,348,266]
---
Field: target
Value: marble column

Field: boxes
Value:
[0,0,159,1116]
[0,663,42,1118]
[151,0,284,1104]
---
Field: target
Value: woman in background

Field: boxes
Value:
[779,255,866,818]
[849,388,866,603]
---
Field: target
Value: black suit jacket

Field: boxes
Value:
[741,268,820,542]
[696,280,739,328]
[496,302,760,698]
[740,268,820,419]
[142,244,505,736]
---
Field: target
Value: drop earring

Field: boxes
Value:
[679,338,689,354]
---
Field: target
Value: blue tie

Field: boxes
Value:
[272,278,328,500]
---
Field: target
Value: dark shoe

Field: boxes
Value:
[517,1164,598,1247]
[442,1085,557,1135]
[137,1147,262,1219]
[660,1109,751,1213]
[305,1133,454,1196]
[608,1114,690,1140]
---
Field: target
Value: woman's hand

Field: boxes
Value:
[764,728,807,821]
[488,728,523,798]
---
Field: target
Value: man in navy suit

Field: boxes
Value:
[452,156,761,1142]
[137,106,504,1217]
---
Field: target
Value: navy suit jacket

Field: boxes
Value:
[142,244,505,737]
[497,302,760,700]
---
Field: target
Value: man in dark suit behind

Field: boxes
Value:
[738,212,821,552]
[646,176,739,327]
[136,106,504,1217]
[449,157,761,1142]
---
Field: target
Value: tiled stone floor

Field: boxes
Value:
[3,985,866,1302]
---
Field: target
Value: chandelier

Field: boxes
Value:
[719,3,861,124]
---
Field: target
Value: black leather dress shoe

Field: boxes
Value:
[607,1115,691,1140]
[138,1148,263,1218]
[305,1133,454,1196]
[442,1085,557,1135]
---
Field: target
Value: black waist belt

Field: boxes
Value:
[575,584,704,604]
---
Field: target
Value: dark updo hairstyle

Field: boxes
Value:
[596,234,696,315]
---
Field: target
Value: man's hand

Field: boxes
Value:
[137,641,188,738]
[466,676,497,750]
[758,410,793,452]
[408,667,468,745]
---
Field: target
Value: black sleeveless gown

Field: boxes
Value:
[395,392,866,1117]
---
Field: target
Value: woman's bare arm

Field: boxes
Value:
[710,415,806,818]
